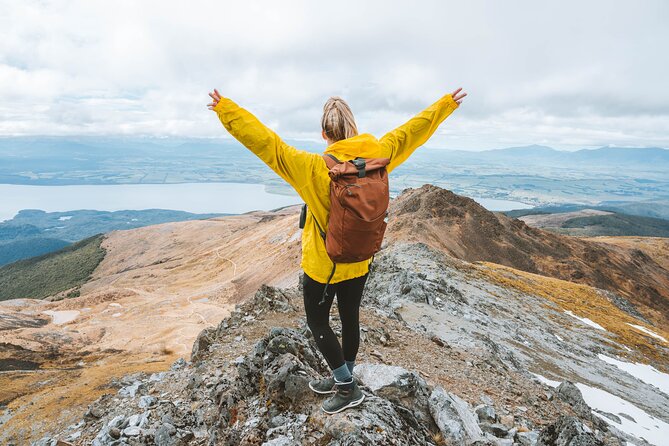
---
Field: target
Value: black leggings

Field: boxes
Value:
[303,271,369,370]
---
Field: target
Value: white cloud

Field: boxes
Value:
[1,0,668,150]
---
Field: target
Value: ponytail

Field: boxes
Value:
[321,96,358,143]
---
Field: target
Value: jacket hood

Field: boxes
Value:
[323,133,390,160]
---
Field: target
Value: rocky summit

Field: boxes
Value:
[34,278,640,445]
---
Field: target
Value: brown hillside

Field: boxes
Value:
[385,185,669,328]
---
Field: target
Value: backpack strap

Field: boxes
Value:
[305,205,336,305]
[323,153,340,169]
[318,263,337,306]
[309,206,326,240]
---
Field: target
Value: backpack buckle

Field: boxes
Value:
[351,158,366,178]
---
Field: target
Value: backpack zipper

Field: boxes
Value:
[344,184,362,196]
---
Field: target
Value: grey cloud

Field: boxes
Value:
[1,0,667,149]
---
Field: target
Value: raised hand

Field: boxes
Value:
[207,89,223,110]
[450,87,467,105]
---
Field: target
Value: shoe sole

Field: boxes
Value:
[309,381,337,395]
[321,393,366,414]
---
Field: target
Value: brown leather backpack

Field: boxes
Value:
[300,154,390,304]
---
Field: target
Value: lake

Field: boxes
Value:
[0,183,302,222]
[0,183,533,222]
[470,197,534,211]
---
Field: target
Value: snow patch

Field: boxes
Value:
[43,310,79,325]
[576,382,668,446]
[531,372,561,387]
[44,226,66,231]
[564,310,606,331]
[598,354,669,397]
[531,371,668,446]
[626,323,667,343]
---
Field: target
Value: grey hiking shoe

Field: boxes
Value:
[321,379,365,414]
[309,376,336,394]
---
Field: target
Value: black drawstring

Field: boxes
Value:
[318,263,337,305]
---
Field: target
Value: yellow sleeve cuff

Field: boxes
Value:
[213,97,234,113]
[441,93,459,110]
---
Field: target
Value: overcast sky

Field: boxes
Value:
[1,0,667,150]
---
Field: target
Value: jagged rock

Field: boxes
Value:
[64,431,81,442]
[313,395,437,445]
[191,326,216,363]
[45,321,568,446]
[475,404,497,423]
[108,414,127,429]
[598,290,648,323]
[592,409,621,424]
[353,363,434,427]
[250,285,298,314]
[429,386,485,445]
[556,381,591,419]
[138,395,157,408]
[360,326,392,346]
[84,405,104,420]
[232,327,325,406]
[126,411,149,428]
[108,426,121,439]
[262,435,295,446]
[118,380,144,398]
[429,333,448,347]
[537,415,602,446]
[500,413,515,427]
[123,425,141,436]
[171,358,187,370]
[516,430,540,446]
[479,422,510,437]
[154,423,176,446]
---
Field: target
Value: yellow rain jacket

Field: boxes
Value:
[213,93,459,284]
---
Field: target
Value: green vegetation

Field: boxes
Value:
[562,213,669,237]
[504,207,581,218]
[0,234,106,301]
[0,237,71,266]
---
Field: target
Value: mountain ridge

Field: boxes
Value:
[1,185,668,444]
[386,185,669,329]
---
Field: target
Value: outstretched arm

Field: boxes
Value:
[381,87,466,173]
[208,89,320,193]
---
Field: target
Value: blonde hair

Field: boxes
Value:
[321,96,358,143]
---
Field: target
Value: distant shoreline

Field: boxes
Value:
[0,182,302,223]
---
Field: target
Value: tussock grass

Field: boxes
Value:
[476,261,669,371]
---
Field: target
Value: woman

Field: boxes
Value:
[207,87,466,414]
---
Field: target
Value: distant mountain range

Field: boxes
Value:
[416,144,669,169]
[505,199,669,221]
[1,137,667,169]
